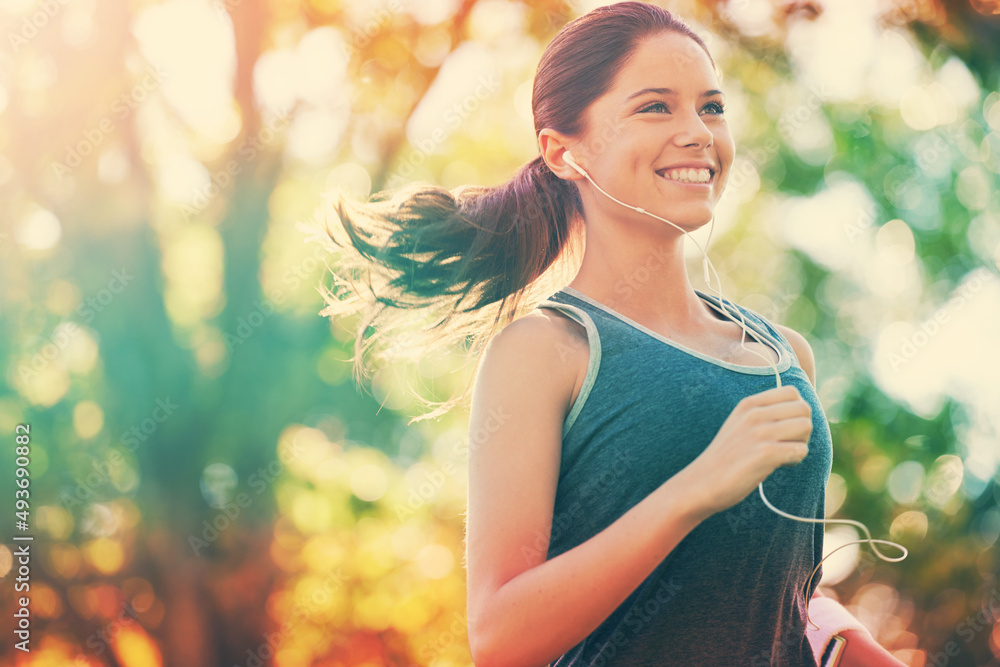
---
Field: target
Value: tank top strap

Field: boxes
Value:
[694,289,802,367]
[534,294,602,439]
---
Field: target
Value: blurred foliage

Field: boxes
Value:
[0,0,998,666]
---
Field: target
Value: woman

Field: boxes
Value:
[321,3,907,665]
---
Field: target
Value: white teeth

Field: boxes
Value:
[660,168,712,183]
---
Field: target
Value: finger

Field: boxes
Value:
[768,416,814,442]
[747,399,812,423]
[763,385,802,400]
[774,442,809,467]
[745,385,803,407]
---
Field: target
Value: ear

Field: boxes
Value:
[537,128,584,181]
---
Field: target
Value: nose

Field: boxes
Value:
[672,109,713,148]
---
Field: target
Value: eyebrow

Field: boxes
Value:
[625,87,725,102]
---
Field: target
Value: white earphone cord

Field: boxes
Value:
[562,153,908,629]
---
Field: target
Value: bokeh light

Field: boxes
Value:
[3,2,998,665]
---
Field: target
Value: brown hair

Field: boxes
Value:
[317,2,714,422]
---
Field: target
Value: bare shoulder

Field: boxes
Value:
[496,305,588,351]
[465,307,589,641]
[477,306,588,405]
[773,323,816,387]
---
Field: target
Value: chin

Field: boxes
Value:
[638,204,715,234]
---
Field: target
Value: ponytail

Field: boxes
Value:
[317,2,705,422]
[316,155,583,423]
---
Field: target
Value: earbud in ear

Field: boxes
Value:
[563,151,587,177]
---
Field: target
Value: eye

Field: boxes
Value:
[638,101,670,114]
[702,101,726,115]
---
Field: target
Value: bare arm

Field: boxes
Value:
[782,325,907,667]
[809,591,907,666]
[464,313,709,667]
[467,314,814,667]
[774,323,816,386]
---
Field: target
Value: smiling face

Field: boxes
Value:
[569,30,735,232]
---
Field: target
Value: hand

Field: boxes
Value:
[836,629,909,666]
[685,385,812,517]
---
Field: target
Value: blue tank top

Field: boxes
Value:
[535,286,832,667]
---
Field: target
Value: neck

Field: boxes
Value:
[566,217,719,335]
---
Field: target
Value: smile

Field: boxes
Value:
[656,167,714,184]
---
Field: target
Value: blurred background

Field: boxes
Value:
[1,0,999,665]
